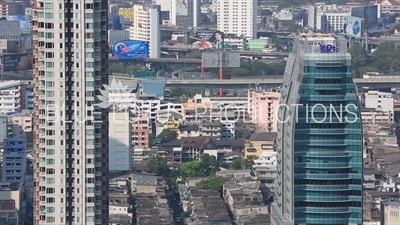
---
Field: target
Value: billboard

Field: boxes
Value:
[114,41,149,59]
[351,5,378,27]
[367,17,388,34]
[176,0,188,16]
[343,16,363,38]
[0,16,30,34]
[3,54,33,72]
[190,30,225,50]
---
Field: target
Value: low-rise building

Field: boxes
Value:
[7,111,32,138]
[216,169,251,179]
[253,152,277,190]
[158,136,244,163]
[223,178,270,224]
[130,174,158,194]
[0,182,24,225]
[244,132,276,158]
[189,189,231,224]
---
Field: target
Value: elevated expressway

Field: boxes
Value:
[160,45,289,58]
[111,76,400,89]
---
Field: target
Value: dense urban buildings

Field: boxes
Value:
[32,1,109,224]
[2,1,400,225]
[273,34,363,225]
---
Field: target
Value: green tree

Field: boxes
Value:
[196,175,226,191]
[157,129,178,141]
[229,159,243,170]
[200,154,218,176]
[288,24,302,33]
[180,161,203,178]
[147,156,170,176]
[372,42,400,73]
[348,44,370,77]
[260,9,273,16]
[169,87,186,98]
[229,159,253,170]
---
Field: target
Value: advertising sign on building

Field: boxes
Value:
[343,16,363,39]
[0,16,30,35]
[190,30,225,50]
[0,39,7,50]
[367,17,388,34]
[176,0,188,16]
[113,41,149,59]
[3,54,33,72]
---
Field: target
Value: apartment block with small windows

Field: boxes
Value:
[217,0,257,38]
[2,138,26,183]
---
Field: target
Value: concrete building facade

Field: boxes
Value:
[0,81,33,113]
[217,0,257,38]
[32,1,109,224]
[109,112,132,171]
[130,4,160,58]
[248,90,280,132]
[308,4,351,32]
[2,138,26,183]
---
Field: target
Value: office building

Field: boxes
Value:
[273,35,363,225]
[308,4,351,32]
[130,4,161,58]
[171,0,200,27]
[0,20,20,40]
[109,112,132,171]
[108,29,130,47]
[2,138,26,183]
[0,1,25,15]
[217,0,257,38]
[32,1,109,224]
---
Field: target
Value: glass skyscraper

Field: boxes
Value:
[272,35,363,225]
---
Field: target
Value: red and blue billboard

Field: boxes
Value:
[113,41,149,59]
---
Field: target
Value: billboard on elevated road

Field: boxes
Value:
[113,41,149,59]
[190,30,225,50]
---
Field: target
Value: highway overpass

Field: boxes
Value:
[163,78,400,89]
[160,45,289,57]
[111,76,400,89]
[109,56,285,65]
[109,57,201,64]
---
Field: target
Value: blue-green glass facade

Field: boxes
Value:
[276,37,363,225]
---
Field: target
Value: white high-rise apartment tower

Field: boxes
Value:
[32,1,109,225]
[217,0,257,39]
[130,4,160,58]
